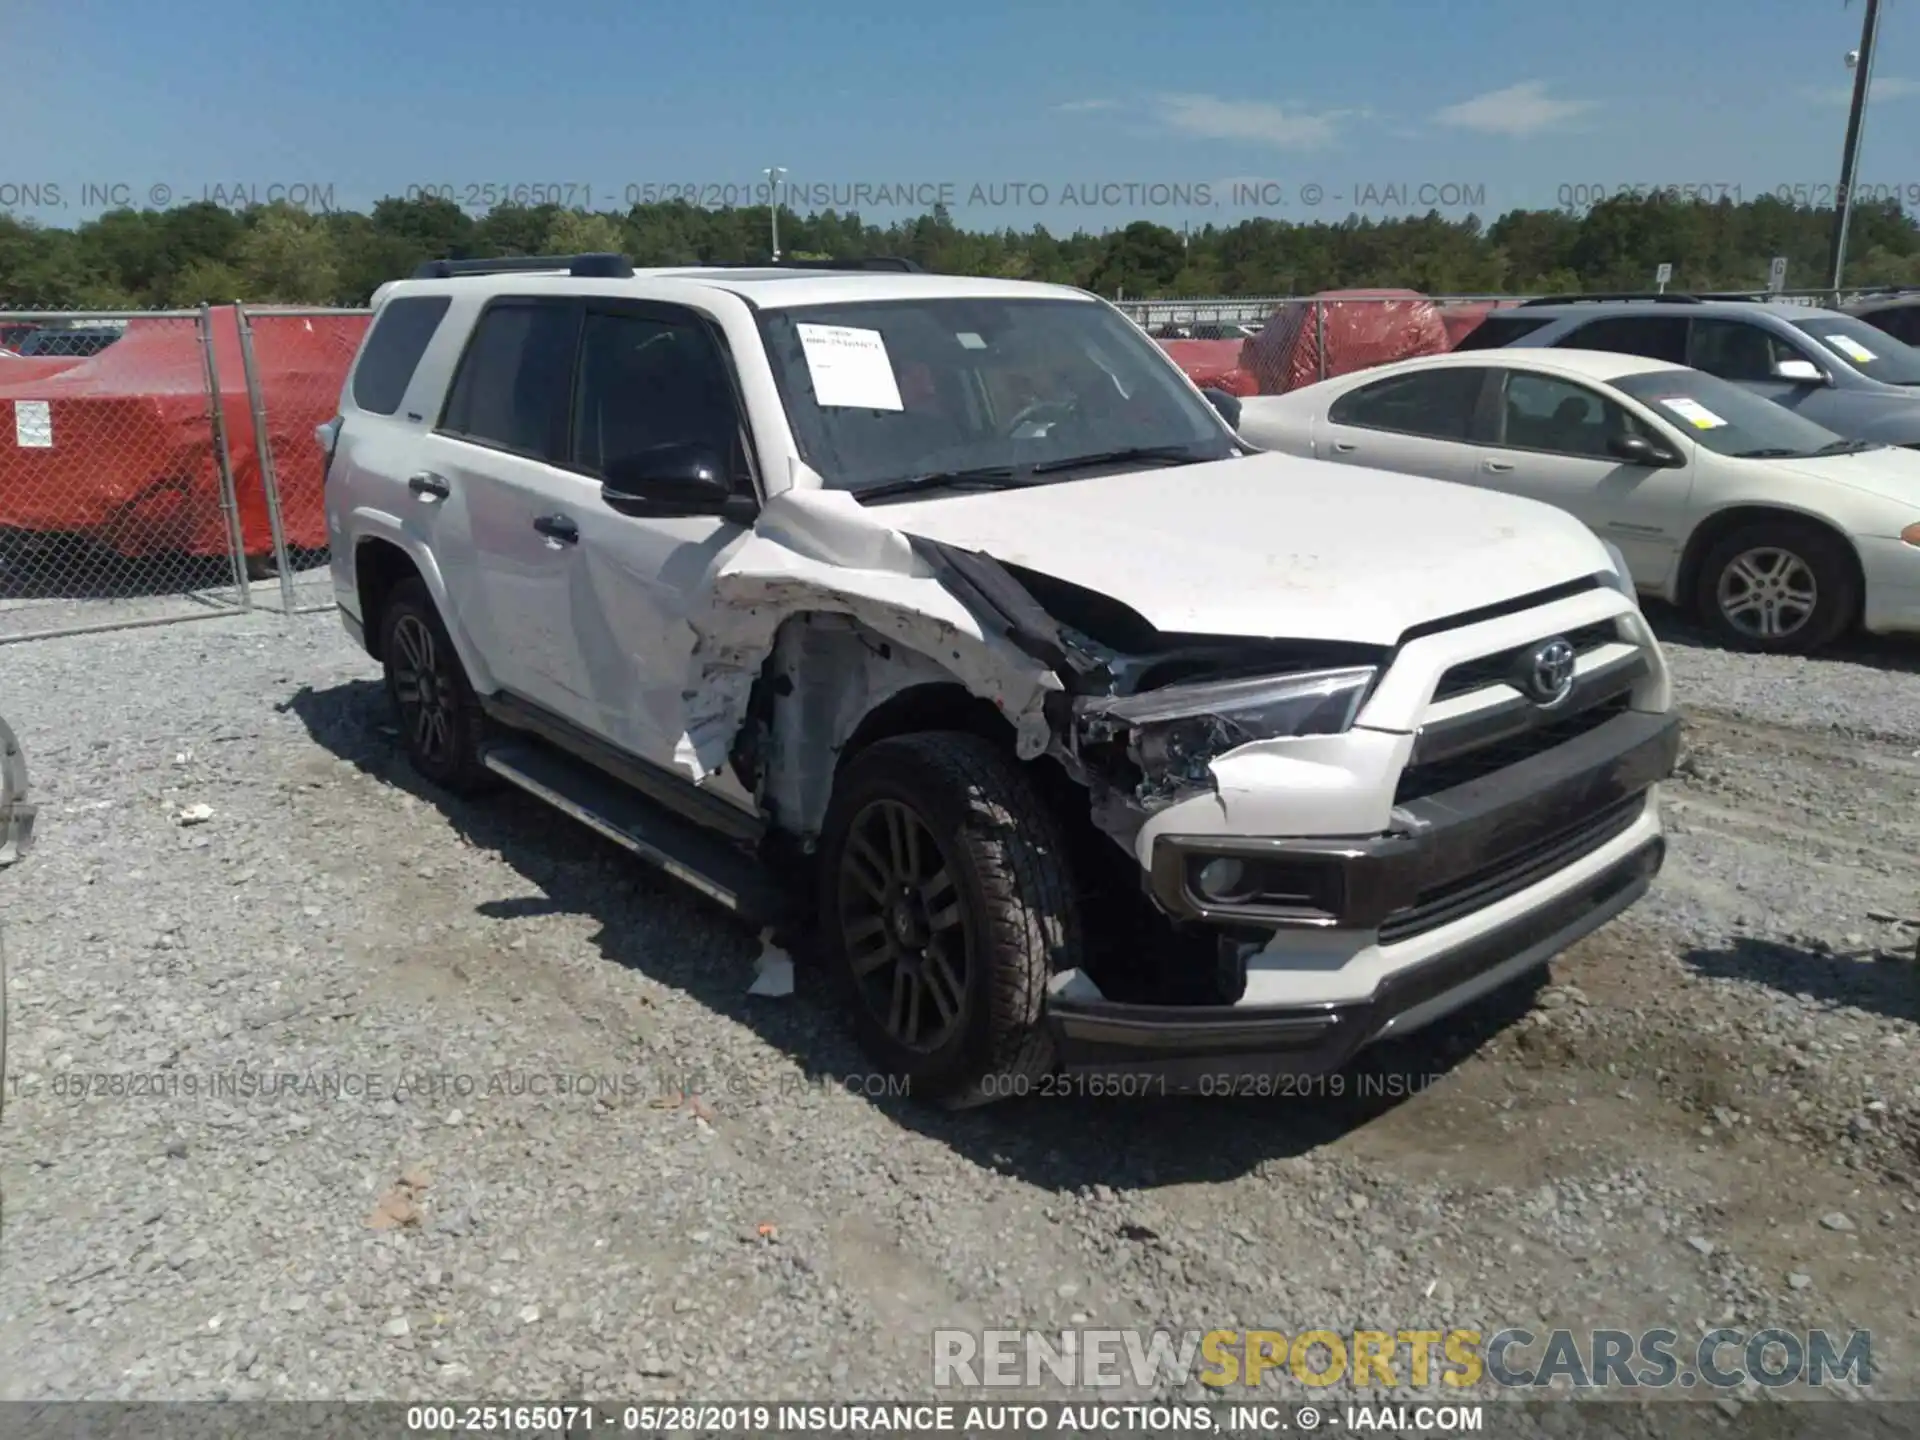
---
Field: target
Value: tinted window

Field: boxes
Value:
[1610,368,1861,458]
[1496,372,1649,458]
[1451,314,1554,351]
[571,311,743,481]
[1327,368,1487,440]
[352,296,451,415]
[1687,319,1805,382]
[440,301,579,458]
[1559,315,1689,364]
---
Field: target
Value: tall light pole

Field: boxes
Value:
[1827,0,1882,294]
[763,166,787,260]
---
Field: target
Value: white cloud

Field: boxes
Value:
[1153,92,1348,149]
[1054,98,1119,113]
[1434,81,1595,136]
[1800,75,1920,104]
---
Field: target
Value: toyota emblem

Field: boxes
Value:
[1515,637,1578,707]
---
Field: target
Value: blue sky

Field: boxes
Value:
[3,0,1917,231]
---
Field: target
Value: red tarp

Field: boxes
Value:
[0,307,366,559]
[1241,289,1453,394]
[1155,338,1260,397]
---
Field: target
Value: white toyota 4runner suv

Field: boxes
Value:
[319,252,1679,1103]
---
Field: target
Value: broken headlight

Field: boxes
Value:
[1083,666,1378,803]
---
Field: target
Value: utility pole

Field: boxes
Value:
[1827,0,1882,295]
[763,166,787,260]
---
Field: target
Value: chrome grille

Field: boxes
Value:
[1430,620,1621,703]
[1396,692,1631,804]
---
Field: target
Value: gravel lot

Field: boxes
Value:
[2,602,1918,1410]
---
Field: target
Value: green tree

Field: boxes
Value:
[235,204,340,303]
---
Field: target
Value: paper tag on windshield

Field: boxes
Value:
[1656,396,1727,429]
[795,324,903,410]
[13,400,51,447]
[1822,333,1877,364]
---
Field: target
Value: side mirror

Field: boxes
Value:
[601,442,749,519]
[1772,358,1830,385]
[1608,433,1680,467]
[1201,386,1243,429]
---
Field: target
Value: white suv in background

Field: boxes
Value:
[319,252,1679,1104]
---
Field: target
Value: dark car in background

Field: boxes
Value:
[15,326,125,358]
[1845,290,1920,349]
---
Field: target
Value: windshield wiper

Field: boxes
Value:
[1810,438,1878,455]
[1728,447,1805,459]
[1027,445,1213,475]
[851,466,1029,502]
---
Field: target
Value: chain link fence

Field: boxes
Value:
[0,308,258,644]
[234,305,372,614]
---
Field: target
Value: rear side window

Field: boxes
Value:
[1558,315,1689,365]
[1451,314,1555,351]
[1327,368,1489,440]
[352,296,451,415]
[439,300,580,460]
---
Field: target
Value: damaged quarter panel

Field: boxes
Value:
[676,487,1062,822]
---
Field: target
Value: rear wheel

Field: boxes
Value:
[1693,519,1858,655]
[817,732,1079,1104]
[379,579,493,794]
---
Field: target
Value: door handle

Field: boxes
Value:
[1331,441,1358,453]
[1484,460,1515,473]
[408,472,451,500]
[533,514,579,545]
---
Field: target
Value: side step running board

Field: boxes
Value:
[481,740,791,928]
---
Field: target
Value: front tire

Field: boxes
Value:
[817,732,1080,1104]
[379,578,494,794]
[1693,519,1858,655]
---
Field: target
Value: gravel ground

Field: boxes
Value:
[2,604,1918,1410]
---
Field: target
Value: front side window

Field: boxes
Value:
[1494,371,1650,458]
[570,310,744,483]
[439,300,579,460]
[1326,368,1487,440]
[756,297,1236,495]
[1609,367,1861,459]
[1688,319,1807,382]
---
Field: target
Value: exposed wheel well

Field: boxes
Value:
[1677,506,1864,614]
[837,683,1019,770]
[353,538,423,661]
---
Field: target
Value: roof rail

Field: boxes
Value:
[411,252,636,280]
[676,257,926,273]
[1518,291,1704,307]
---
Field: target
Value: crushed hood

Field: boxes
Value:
[875,453,1610,644]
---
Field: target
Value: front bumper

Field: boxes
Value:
[1045,708,1680,1088]
[1858,535,1920,637]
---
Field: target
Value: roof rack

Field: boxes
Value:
[411,252,636,280]
[1518,292,1704,307]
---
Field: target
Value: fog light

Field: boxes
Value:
[1196,857,1247,899]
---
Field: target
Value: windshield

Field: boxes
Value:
[757,297,1237,495]
[1789,315,1920,386]
[1609,367,1867,459]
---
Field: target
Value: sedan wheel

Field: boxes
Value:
[1693,519,1859,656]
[1714,546,1819,643]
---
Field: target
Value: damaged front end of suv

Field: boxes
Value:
[906,535,1397,994]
